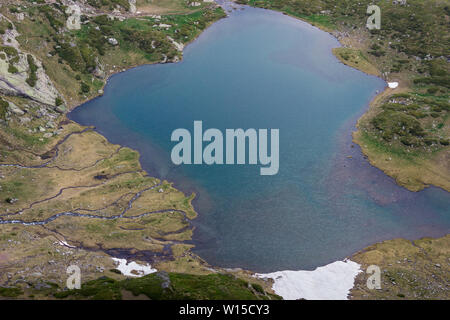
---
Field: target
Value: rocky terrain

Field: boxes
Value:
[350,235,449,300]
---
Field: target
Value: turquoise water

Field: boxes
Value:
[69,6,450,272]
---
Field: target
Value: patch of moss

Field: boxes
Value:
[55,96,63,106]
[0,46,18,57]
[8,64,19,74]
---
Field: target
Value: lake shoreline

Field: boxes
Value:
[66,1,447,287]
[239,1,449,193]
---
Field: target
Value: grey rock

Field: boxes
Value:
[34,282,52,290]
[108,37,118,46]
[156,271,171,289]
[19,116,31,124]
[46,121,56,129]
[55,105,67,113]
[8,102,25,115]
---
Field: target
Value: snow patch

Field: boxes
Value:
[388,82,399,89]
[256,260,362,300]
[56,240,76,248]
[112,258,157,277]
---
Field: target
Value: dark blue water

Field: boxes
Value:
[69,6,450,272]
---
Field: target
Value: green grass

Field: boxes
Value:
[359,131,419,161]
[0,287,23,298]
[56,6,225,74]
[242,0,334,29]
[0,45,18,57]
[368,95,448,150]
[26,54,38,87]
[0,170,45,204]
[52,273,280,300]
[86,0,130,11]
[296,13,334,29]
[4,126,49,147]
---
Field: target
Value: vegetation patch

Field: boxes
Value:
[0,97,9,120]
[350,235,450,300]
[26,54,38,87]
[53,272,279,300]
[0,286,23,297]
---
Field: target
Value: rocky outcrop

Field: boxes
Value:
[129,0,137,13]
[167,36,184,52]
[65,5,82,30]
[0,49,59,106]
[7,101,24,115]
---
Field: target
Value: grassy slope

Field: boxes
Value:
[0,271,281,300]
[237,0,449,192]
[54,272,281,300]
[350,235,449,300]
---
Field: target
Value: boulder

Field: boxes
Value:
[19,116,31,124]
[108,38,119,46]
[8,102,24,115]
